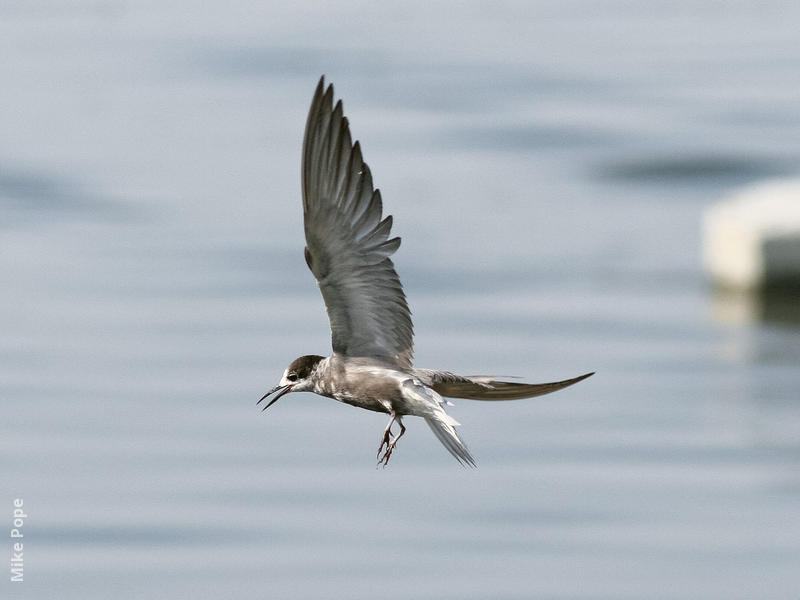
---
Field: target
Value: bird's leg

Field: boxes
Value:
[389,418,406,452]
[378,416,406,466]
[377,415,396,461]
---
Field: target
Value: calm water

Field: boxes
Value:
[3,2,800,598]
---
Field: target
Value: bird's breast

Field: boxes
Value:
[315,359,410,414]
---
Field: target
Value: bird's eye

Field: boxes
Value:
[287,372,298,382]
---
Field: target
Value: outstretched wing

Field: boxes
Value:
[415,370,594,400]
[302,77,413,368]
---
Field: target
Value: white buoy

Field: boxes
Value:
[703,179,800,289]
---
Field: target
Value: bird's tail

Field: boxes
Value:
[425,415,476,467]
[402,379,477,467]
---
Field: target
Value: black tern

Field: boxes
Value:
[259,76,594,466]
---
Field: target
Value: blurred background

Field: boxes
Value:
[2,1,799,598]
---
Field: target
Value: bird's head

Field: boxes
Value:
[258,354,324,410]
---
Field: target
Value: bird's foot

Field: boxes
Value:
[376,416,404,467]
[377,438,398,467]
[377,428,393,461]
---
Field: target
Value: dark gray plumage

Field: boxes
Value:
[415,370,595,401]
[302,79,413,368]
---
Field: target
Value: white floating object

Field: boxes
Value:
[703,179,800,289]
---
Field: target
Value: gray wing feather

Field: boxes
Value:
[416,370,594,400]
[302,77,413,367]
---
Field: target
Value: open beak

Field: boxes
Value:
[257,384,293,411]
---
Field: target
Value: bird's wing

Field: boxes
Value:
[302,76,413,368]
[415,369,594,400]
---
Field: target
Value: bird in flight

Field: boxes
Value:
[259,77,593,466]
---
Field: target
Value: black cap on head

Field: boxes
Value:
[288,355,324,379]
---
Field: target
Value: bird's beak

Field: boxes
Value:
[257,384,293,411]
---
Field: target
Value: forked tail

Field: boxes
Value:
[403,379,477,467]
[424,414,476,468]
